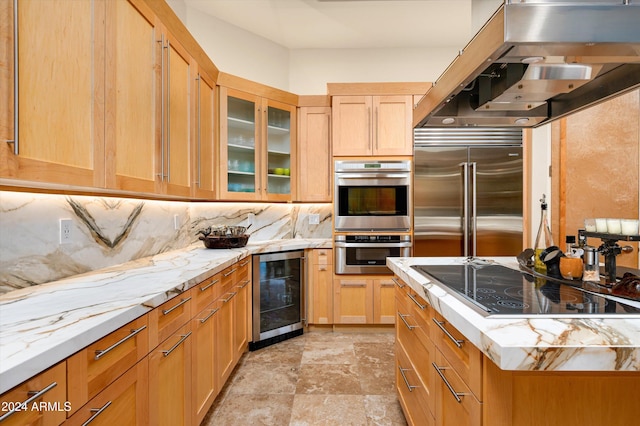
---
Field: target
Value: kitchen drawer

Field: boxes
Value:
[312,249,332,265]
[67,315,148,415]
[396,294,431,363]
[431,311,483,400]
[406,288,432,335]
[396,341,435,426]
[148,292,192,349]
[64,358,149,426]
[433,349,482,426]
[0,362,67,426]
[192,272,222,314]
[220,263,238,294]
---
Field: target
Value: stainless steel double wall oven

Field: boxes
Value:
[334,160,412,274]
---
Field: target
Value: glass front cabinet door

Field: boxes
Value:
[219,87,296,201]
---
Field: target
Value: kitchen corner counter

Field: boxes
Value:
[387,256,640,372]
[0,238,331,394]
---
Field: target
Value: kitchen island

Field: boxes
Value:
[388,256,640,426]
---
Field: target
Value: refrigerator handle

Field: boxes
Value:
[470,162,477,257]
[461,162,469,257]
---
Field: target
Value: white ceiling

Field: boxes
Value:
[183,0,479,50]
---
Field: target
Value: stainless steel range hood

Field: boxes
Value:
[414,1,640,128]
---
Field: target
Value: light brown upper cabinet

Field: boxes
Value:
[192,69,217,199]
[297,105,332,202]
[219,87,297,202]
[332,95,413,156]
[105,0,193,198]
[1,0,105,187]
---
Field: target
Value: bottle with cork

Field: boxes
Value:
[533,194,554,272]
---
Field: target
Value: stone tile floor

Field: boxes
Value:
[201,331,408,426]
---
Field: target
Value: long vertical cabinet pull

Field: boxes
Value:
[0,382,58,421]
[8,0,18,154]
[195,75,201,187]
[165,39,171,182]
[157,34,165,180]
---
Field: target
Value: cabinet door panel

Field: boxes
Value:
[193,71,216,198]
[374,95,413,156]
[333,278,373,324]
[107,0,158,193]
[164,34,191,196]
[373,278,396,324]
[332,96,372,156]
[2,0,102,187]
[192,304,219,425]
[434,350,481,426]
[298,106,331,202]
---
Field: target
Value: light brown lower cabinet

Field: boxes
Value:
[334,275,396,325]
[148,323,193,426]
[308,249,334,325]
[1,258,252,426]
[192,301,220,426]
[65,358,149,426]
[0,362,67,426]
[395,274,640,426]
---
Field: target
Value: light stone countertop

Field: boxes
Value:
[0,238,331,394]
[387,256,640,373]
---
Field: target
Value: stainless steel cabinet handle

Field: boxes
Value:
[391,277,406,288]
[470,161,477,257]
[195,75,201,186]
[94,325,147,360]
[221,292,237,303]
[8,0,18,154]
[432,318,464,348]
[199,278,219,292]
[162,297,191,315]
[340,282,367,287]
[433,363,464,403]
[398,366,417,392]
[223,268,237,277]
[82,401,112,426]
[368,106,372,151]
[199,308,219,324]
[157,34,166,180]
[165,39,172,182]
[237,279,250,289]
[162,332,191,357]
[461,162,469,256]
[380,281,395,288]
[397,312,416,330]
[407,293,427,310]
[0,382,57,421]
[240,259,250,267]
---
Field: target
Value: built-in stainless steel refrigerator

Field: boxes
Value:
[413,128,523,257]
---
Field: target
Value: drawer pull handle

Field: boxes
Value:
[199,307,220,324]
[162,332,192,357]
[0,381,57,421]
[380,282,395,288]
[391,277,406,288]
[398,366,418,392]
[397,312,416,330]
[221,292,237,303]
[240,259,250,266]
[223,268,238,277]
[237,279,250,289]
[340,282,367,287]
[82,401,112,426]
[407,293,427,310]
[94,325,147,360]
[162,297,191,315]
[433,363,465,403]
[432,318,464,348]
[200,279,219,292]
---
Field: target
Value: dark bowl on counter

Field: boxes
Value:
[199,234,250,249]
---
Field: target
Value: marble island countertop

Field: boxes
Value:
[387,256,640,373]
[0,238,331,394]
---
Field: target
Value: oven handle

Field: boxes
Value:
[335,173,411,179]
[334,242,413,248]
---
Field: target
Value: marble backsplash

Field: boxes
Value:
[0,191,332,294]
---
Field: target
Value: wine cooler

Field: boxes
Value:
[250,250,305,350]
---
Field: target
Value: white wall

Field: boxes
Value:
[529,124,553,245]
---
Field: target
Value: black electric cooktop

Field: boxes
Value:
[411,263,640,317]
